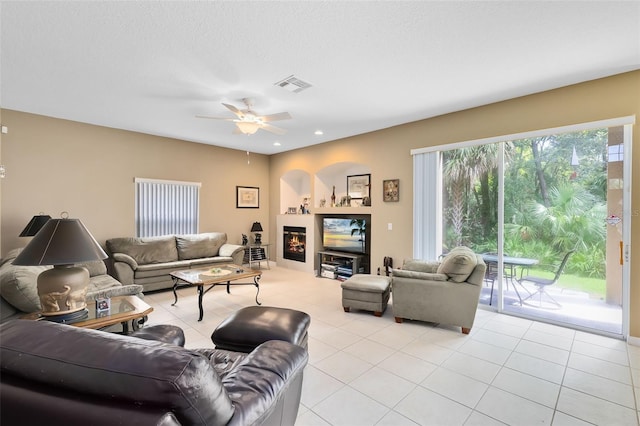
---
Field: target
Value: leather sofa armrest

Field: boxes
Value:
[219,244,245,265]
[206,340,308,426]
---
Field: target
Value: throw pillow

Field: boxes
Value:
[437,246,477,283]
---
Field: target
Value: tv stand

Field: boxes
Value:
[318,250,364,281]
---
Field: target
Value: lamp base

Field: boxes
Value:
[42,308,89,324]
[37,265,90,316]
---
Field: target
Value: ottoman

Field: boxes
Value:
[341,274,391,317]
[211,306,311,353]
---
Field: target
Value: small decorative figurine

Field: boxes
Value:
[242,234,248,245]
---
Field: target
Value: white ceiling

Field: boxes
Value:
[2,1,639,155]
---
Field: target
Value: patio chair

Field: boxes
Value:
[483,252,516,306]
[520,250,575,309]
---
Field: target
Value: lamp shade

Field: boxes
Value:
[13,218,107,266]
[19,215,52,237]
[250,222,263,233]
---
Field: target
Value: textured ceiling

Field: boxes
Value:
[2,1,639,155]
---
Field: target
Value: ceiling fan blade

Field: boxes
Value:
[195,115,236,121]
[261,123,287,135]
[222,103,243,117]
[260,111,292,122]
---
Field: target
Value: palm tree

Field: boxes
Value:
[443,145,500,246]
[350,219,366,252]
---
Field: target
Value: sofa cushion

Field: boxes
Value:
[437,246,478,283]
[189,257,234,267]
[176,232,227,260]
[107,236,178,265]
[75,259,107,277]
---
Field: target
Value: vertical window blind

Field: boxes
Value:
[413,152,442,260]
[135,178,201,237]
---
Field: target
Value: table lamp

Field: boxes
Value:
[19,214,51,237]
[250,221,263,244]
[12,215,108,322]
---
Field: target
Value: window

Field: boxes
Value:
[135,178,201,237]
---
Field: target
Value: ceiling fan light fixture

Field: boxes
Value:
[236,121,260,135]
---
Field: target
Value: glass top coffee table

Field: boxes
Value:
[170,264,262,321]
[22,295,153,333]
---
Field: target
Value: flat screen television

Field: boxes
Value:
[322,217,367,254]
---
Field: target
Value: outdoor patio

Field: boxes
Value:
[478,280,623,336]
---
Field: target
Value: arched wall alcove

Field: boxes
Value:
[279,169,311,214]
[314,162,370,208]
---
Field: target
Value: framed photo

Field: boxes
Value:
[347,174,371,199]
[236,186,259,208]
[383,179,400,202]
[95,297,111,312]
[287,207,298,214]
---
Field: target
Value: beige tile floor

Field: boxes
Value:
[144,265,640,426]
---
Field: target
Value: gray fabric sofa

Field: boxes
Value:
[0,248,143,323]
[391,246,487,334]
[0,319,308,426]
[106,232,245,292]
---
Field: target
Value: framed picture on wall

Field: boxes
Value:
[383,179,399,202]
[347,174,371,199]
[236,186,259,208]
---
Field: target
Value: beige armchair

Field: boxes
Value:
[391,247,486,334]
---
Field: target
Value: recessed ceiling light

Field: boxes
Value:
[314,130,324,135]
[273,142,281,146]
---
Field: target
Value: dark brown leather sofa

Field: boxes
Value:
[0,320,308,426]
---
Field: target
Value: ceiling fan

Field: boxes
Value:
[196,98,291,135]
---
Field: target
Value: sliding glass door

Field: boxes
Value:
[436,122,631,337]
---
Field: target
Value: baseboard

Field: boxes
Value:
[627,335,640,347]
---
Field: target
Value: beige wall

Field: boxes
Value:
[270,70,640,337]
[0,111,271,252]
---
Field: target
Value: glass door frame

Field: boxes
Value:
[412,115,634,339]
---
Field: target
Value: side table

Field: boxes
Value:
[21,295,153,334]
[243,243,271,269]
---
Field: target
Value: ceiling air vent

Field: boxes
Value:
[274,75,312,93]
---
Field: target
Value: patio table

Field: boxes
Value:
[482,254,539,305]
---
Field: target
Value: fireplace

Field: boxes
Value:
[283,226,306,262]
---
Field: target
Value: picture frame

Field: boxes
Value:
[383,179,400,202]
[236,186,259,208]
[95,297,111,312]
[347,174,371,199]
[287,207,298,214]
